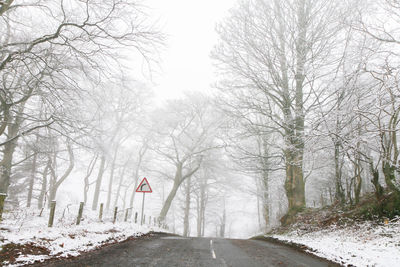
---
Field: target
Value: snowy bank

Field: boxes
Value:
[270,217,400,267]
[0,206,164,266]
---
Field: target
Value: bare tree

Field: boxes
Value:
[182,177,191,237]
[152,93,222,224]
[0,0,162,201]
[213,0,350,222]
[47,137,74,206]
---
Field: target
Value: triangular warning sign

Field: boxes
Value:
[136,177,152,193]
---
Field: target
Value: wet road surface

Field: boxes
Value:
[37,232,338,267]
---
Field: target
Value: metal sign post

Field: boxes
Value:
[135,177,152,226]
[141,193,145,225]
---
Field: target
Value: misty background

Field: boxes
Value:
[1,0,400,240]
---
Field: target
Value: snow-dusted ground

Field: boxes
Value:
[270,217,400,267]
[0,205,163,266]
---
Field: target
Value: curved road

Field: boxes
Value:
[37,233,337,267]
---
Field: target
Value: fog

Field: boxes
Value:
[1,0,400,241]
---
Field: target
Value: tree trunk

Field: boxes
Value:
[334,140,345,204]
[48,141,74,206]
[159,179,180,224]
[256,178,262,230]
[196,193,201,237]
[158,163,183,223]
[159,162,200,223]
[122,186,128,211]
[128,179,138,211]
[261,136,270,227]
[183,177,191,237]
[38,160,50,209]
[113,163,127,209]
[278,0,307,221]
[201,207,205,237]
[92,154,106,210]
[48,155,57,208]
[284,150,305,211]
[113,175,122,210]
[26,152,37,207]
[369,158,384,214]
[197,179,206,237]
[361,160,371,194]
[172,203,176,234]
[286,0,307,213]
[261,179,269,227]
[106,146,119,210]
[0,106,24,194]
[83,154,98,204]
[346,175,353,206]
[354,153,362,205]
[0,94,31,200]
[128,180,138,217]
[48,179,56,206]
[219,203,226,238]
[370,162,383,200]
[383,160,400,195]
[127,144,147,217]
[0,140,16,194]
[0,0,14,16]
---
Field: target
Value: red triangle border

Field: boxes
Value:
[136,177,152,193]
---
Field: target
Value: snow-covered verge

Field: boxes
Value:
[269,217,400,267]
[0,205,163,266]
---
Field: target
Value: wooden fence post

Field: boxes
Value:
[99,203,104,221]
[48,201,56,227]
[124,209,129,222]
[113,207,118,224]
[76,202,84,225]
[134,212,138,224]
[0,193,6,221]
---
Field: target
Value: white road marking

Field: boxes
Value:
[210,239,216,259]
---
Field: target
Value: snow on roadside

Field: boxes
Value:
[270,217,400,267]
[0,205,164,266]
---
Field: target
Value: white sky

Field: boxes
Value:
[145,0,235,101]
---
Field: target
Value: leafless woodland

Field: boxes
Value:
[1,0,400,237]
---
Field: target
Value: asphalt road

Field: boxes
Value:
[37,232,337,267]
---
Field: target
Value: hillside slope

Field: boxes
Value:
[267,193,400,266]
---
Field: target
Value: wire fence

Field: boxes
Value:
[1,200,168,230]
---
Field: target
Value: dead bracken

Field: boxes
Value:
[0,242,50,265]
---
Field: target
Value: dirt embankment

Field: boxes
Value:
[269,192,398,236]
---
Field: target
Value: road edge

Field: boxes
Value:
[26,231,174,266]
[250,235,343,266]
